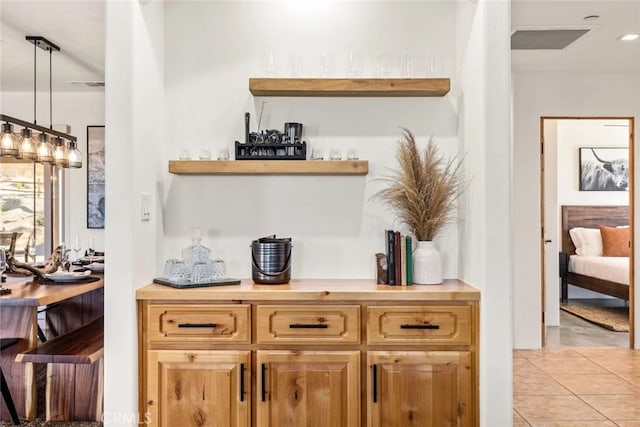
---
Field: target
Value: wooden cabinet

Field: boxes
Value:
[255,305,360,344]
[367,351,472,427]
[146,304,250,343]
[366,305,472,346]
[146,350,250,427]
[256,350,360,427]
[137,279,479,427]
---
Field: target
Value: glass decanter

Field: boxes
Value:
[182,227,211,270]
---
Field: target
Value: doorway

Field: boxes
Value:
[540,117,635,348]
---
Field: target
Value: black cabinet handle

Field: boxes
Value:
[177,323,217,328]
[372,364,378,403]
[261,363,266,402]
[240,363,245,402]
[400,324,439,330]
[289,323,328,329]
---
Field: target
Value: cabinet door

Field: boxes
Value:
[256,350,360,427]
[146,350,250,427]
[367,351,473,427]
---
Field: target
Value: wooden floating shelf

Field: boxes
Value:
[249,78,450,97]
[168,160,369,175]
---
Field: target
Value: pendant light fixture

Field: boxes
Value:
[18,128,38,160]
[0,35,81,168]
[52,136,69,167]
[67,141,82,168]
[0,123,19,156]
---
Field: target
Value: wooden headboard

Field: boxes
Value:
[561,205,629,255]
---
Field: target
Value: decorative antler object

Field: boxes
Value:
[7,245,64,277]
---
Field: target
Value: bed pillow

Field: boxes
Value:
[568,227,584,252]
[569,227,603,256]
[599,225,630,257]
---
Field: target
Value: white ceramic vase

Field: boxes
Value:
[413,241,443,285]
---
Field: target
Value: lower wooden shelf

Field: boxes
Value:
[168,160,369,175]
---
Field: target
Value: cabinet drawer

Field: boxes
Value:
[147,304,250,343]
[367,305,471,345]
[256,305,360,344]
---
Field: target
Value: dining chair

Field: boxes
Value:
[0,232,17,259]
[0,338,20,425]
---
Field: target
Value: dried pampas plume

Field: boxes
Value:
[373,128,464,241]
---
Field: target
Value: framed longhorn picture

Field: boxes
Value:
[579,147,629,192]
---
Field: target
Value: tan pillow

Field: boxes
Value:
[599,225,630,257]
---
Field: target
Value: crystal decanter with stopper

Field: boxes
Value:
[182,227,211,270]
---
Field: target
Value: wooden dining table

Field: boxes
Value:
[0,274,104,421]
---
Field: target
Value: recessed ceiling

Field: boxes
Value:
[512,0,640,72]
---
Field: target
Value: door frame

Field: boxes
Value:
[540,116,635,348]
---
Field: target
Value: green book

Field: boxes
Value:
[406,236,413,285]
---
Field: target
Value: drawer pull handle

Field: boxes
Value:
[372,364,378,403]
[400,324,440,330]
[289,323,328,329]
[240,363,245,402]
[177,323,217,328]
[261,363,267,402]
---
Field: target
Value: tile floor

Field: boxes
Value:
[514,309,636,426]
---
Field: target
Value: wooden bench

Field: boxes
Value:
[16,316,104,421]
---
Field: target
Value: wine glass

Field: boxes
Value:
[87,236,96,264]
[72,234,82,262]
[27,235,36,263]
[0,248,6,278]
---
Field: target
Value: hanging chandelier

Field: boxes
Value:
[0,36,81,168]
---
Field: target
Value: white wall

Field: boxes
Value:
[0,91,105,250]
[457,1,512,425]
[102,1,513,425]
[162,1,460,280]
[513,72,640,349]
[557,120,629,205]
[104,0,164,424]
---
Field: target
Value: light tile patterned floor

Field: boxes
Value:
[514,347,640,425]
[514,308,636,426]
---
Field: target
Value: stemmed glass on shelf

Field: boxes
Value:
[27,235,36,263]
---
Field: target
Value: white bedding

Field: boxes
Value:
[569,255,629,285]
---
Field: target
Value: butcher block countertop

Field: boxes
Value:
[136,278,480,301]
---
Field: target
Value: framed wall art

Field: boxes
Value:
[87,125,105,228]
[579,147,629,192]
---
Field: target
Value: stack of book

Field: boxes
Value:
[385,230,413,286]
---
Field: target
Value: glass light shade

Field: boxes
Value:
[0,123,20,157]
[35,133,54,164]
[67,140,82,168]
[52,137,69,168]
[18,128,38,160]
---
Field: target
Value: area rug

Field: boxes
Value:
[560,304,629,332]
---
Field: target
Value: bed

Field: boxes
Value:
[560,205,630,301]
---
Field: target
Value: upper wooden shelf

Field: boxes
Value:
[168,160,368,175]
[249,78,450,97]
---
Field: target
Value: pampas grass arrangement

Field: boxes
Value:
[374,128,464,241]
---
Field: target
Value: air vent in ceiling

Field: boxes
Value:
[511,29,590,50]
[66,81,105,88]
